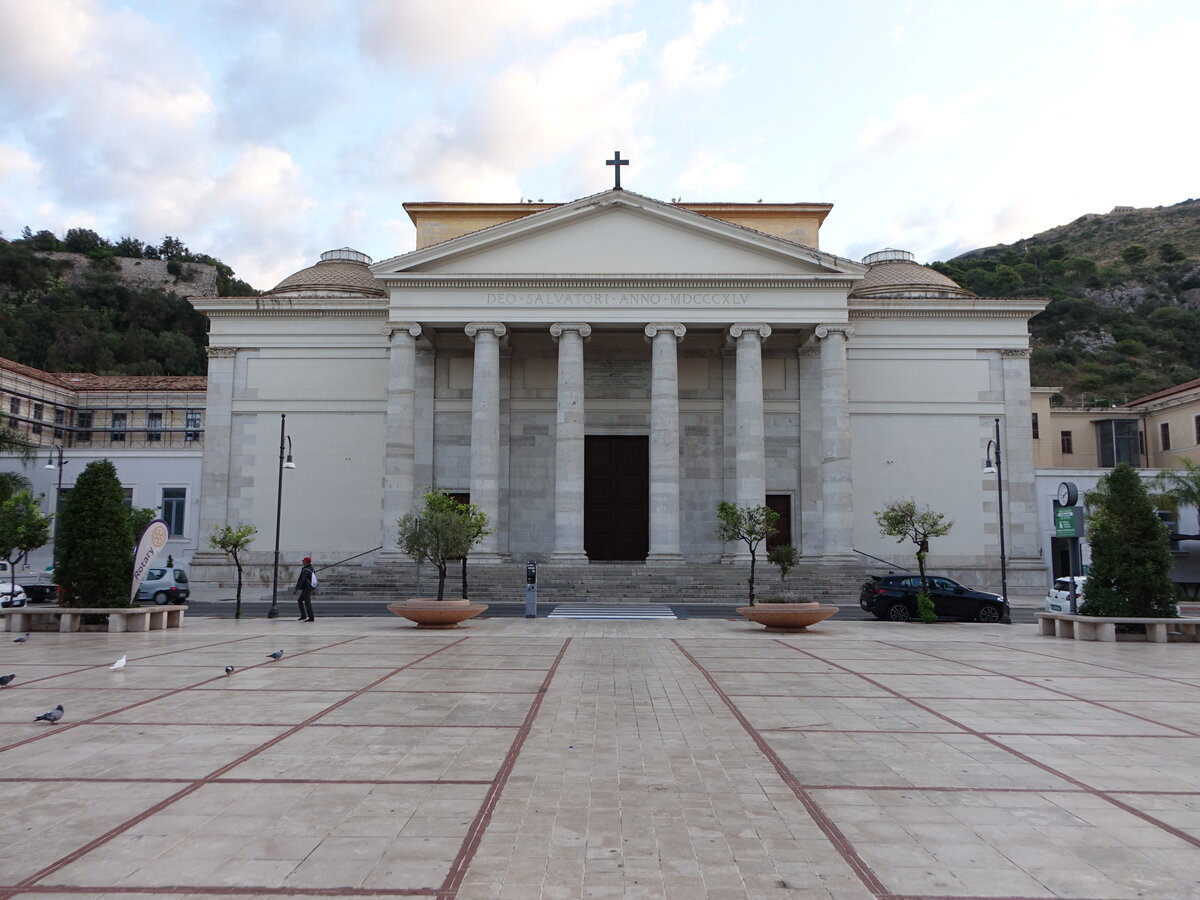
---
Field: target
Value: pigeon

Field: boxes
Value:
[0,674,15,687]
[14,633,29,643]
[224,666,235,676]
[110,655,127,670]
[34,704,64,723]
[266,650,284,660]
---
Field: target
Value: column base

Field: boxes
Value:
[644,552,685,566]
[550,551,590,564]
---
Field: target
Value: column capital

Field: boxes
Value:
[644,322,686,341]
[465,322,506,340]
[550,322,591,341]
[728,323,771,342]
[205,346,238,358]
[384,322,422,340]
[815,324,855,340]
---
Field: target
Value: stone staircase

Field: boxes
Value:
[317,559,874,605]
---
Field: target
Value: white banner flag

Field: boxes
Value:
[131,519,171,601]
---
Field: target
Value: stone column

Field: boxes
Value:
[645,323,686,564]
[815,325,855,558]
[381,323,421,554]
[729,324,771,509]
[550,322,591,562]
[466,322,506,561]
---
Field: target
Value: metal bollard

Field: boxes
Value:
[524,561,537,618]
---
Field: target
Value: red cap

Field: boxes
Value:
[302,557,312,563]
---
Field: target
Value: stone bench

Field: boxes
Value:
[1,605,186,634]
[1036,612,1200,643]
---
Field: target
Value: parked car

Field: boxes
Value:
[1,584,28,607]
[0,562,56,603]
[859,574,1010,623]
[1044,576,1088,613]
[136,567,190,605]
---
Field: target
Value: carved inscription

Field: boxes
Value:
[586,357,650,397]
[486,291,751,307]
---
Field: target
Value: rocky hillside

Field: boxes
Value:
[933,199,1200,406]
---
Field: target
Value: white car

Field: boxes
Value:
[1045,576,1088,613]
[0,584,28,608]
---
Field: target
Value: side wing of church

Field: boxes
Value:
[189,189,1047,593]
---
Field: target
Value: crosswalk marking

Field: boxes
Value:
[548,603,677,620]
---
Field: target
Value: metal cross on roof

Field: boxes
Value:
[606,151,629,189]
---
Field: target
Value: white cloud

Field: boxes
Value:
[358,0,629,68]
[676,151,747,197]
[659,0,741,89]
[854,85,994,159]
[0,144,40,181]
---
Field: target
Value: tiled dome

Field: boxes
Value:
[850,249,974,299]
[263,248,385,297]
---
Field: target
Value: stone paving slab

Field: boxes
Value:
[2,615,1200,898]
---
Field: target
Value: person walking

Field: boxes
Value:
[294,557,317,622]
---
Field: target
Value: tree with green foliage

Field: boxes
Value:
[209,524,257,619]
[397,492,477,600]
[1158,242,1186,264]
[54,460,135,607]
[875,499,952,623]
[0,471,32,504]
[129,506,158,544]
[0,491,52,597]
[1121,244,1150,267]
[1151,458,1200,532]
[716,501,779,606]
[420,491,492,600]
[1083,464,1178,618]
[767,543,798,596]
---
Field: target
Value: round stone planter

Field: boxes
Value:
[386,598,488,628]
[736,602,839,631]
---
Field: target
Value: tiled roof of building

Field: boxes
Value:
[851,251,975,299]
[263,251,385,298]
[0,357,73,389]
[52,373,207,392]
[1120,377,1200,407]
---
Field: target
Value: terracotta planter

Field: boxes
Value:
[386,598,488,628]
[736,602,838,631]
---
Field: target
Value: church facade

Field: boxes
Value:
[189,188,1047,591]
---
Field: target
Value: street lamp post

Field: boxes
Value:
[268,414,295,619]
[43,445,68,514]
[983,417,1009,603]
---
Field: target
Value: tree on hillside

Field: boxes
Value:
[54,460,135,607]
[1121,244,1150,267]
[1082,463,1177,618]
[1159,242,1186,264]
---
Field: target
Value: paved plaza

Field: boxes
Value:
[1,613,1200,899]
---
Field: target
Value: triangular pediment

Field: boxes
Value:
[373,191,863,279]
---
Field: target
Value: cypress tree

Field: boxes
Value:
[55,459,135,607]
[1081,463,1178,618]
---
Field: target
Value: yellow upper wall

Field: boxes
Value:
[404,200,833,251]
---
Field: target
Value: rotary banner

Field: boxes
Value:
[130,519,170,601]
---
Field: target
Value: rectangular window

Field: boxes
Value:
[111,412,126,442]
[76,412,93,442]
[1060,430,1073,455]
[147,411,162,442]
[32,402,42,435]
[53,408,64,439]
[1096,419,1139,467]
[161,487,186,537]
[1031,412,1039,439]
[185,409,201,442]
[1161,422,1172,452]
[8,397,18,416]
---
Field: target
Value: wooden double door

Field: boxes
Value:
[584,435,649,560]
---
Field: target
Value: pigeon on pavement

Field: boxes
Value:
[224,666,235,675]
[14,633,29,643]
[34,704,64,723]
[110,655,127,670]
[266,650,284,660]
[0,674,15,687]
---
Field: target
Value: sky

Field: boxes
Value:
[0,0,1196,291]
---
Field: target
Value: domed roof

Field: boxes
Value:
[851,249,974,299]
[263,248,385,298]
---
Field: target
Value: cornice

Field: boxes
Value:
[204,309,386,319]
[378,275,856,291]
[850,297,1047,319]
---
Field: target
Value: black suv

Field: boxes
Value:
[860,574,1009,623]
